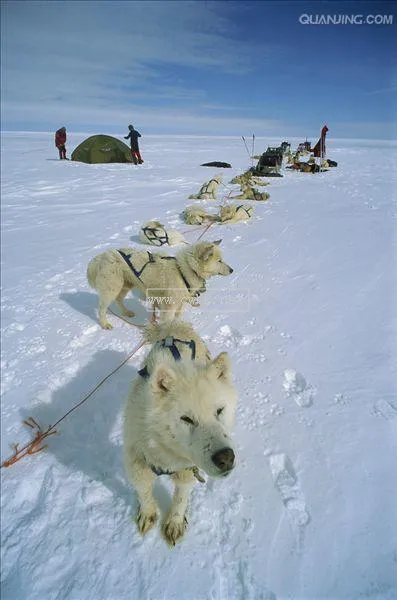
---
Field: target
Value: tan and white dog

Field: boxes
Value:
[219,203,254,224]
[87,241,233,328]
[182,205,219,225]
[235,183,270,202]
[188,175,222,200]
[231,172,269,187]
[124,319,238,546]
[139,221,186,247]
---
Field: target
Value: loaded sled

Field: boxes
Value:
[251,146,284,177]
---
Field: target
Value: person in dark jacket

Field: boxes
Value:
[124,124,143,164]
[55,127,67,159]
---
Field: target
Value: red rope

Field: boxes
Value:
[195,222,214,241]
[1,339,146,469]
[1,218,217,469]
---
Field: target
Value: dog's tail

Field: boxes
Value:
[86,258,98,289]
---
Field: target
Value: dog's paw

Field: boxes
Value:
[162,514,188,547]
[136,507,158,535]
[100,321,113,330]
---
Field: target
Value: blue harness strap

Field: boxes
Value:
[161,336,196,361]
[160,256,191,292]
[160,257,206,297]
[119,250,205,297]
[138,336,196,380]
[118,250,155,281]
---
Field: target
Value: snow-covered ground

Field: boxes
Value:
[1,132,396,600]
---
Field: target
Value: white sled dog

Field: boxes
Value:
[219,203,254,224]
[182,205,219,225]
[87,241,233,328]
[124,320,238,546]
[188,175,222,200]
[230,172,269,187]
[139,220,186,247]
[235,183,270,202]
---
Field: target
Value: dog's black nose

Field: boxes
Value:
[212,448,235,472]
[229,267,234,274]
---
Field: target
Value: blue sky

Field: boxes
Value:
[1,0,396,138]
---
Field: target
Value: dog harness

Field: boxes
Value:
[199,178,219,195]
[138,335,206,482]
[141,226,170,247]
[138,336,197,380]
[118,250,155,281]
[236,204,253,218]
[117,250,206,297]
[160,257,206,298]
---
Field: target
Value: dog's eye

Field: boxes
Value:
[181,415,195,425]
[216,407,224,417]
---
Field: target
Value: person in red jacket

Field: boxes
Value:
[311,125,329,158]
[55,127,67,160]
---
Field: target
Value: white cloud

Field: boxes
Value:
[2,96,287,136]
[365,85,397,96]
[2,0,278,132]
[1,1,394,139]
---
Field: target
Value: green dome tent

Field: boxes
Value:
[71,135,133,164]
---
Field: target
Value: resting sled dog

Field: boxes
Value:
[230,172,269,186]
[188,175,222,200]
[139,221,186,247]
[219,204,254,224]
[234,183,270,201]
[182,205,219,225]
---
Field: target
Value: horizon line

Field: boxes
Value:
[1,130,397,143]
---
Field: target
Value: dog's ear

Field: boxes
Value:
[197,242,215,262]
[208,352,232,382]
[150,364,176,394]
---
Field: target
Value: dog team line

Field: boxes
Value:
[86,174,265,546]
